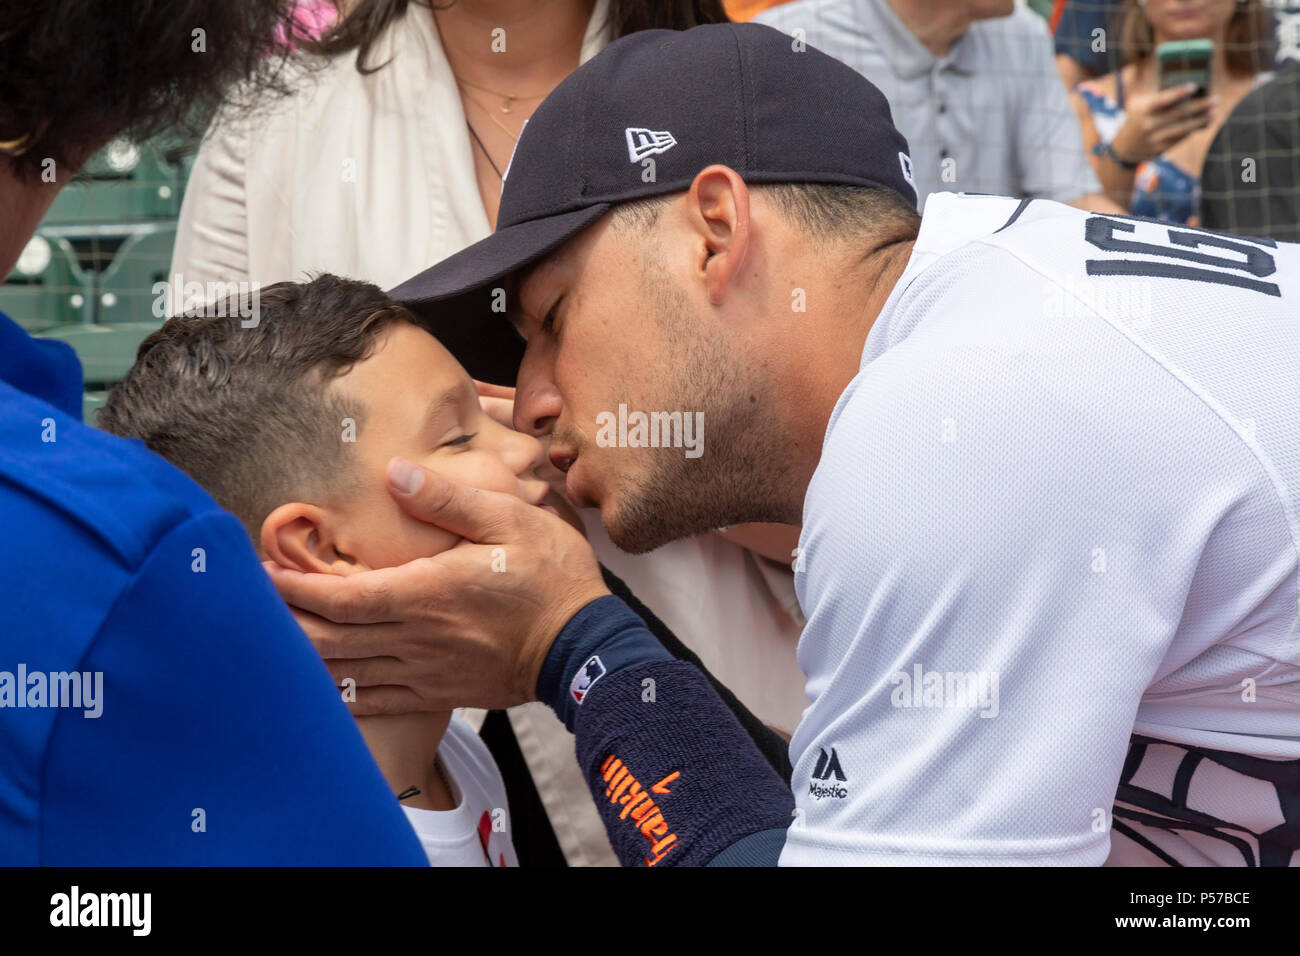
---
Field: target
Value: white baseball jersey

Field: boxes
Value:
[783,193,1300,866]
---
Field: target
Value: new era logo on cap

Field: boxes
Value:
[898,152,915,190]
[625,127,677,163]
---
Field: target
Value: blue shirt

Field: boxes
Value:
[0,313,427,864]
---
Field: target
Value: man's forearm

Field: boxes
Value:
[537,595,794,866]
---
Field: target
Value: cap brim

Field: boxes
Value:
[388,204,609,387]
[390,203,611,306]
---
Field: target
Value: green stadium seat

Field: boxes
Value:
[44,139,183,225]
[0,233,95,332]
[35,322,160,390]
[96,224,178,324]
[82,390,109,428]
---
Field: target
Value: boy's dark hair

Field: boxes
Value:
[0,0,301,179]
[99,275,413,541]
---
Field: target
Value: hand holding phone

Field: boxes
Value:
[1106,41,1217,165]
[1157,39,1214,99]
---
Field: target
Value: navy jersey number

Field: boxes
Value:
[1084,216,1280,297]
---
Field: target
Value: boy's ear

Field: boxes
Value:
[261,503,365,575]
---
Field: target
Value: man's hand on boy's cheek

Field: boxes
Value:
[474,379,515,428]
[265,457,611,715]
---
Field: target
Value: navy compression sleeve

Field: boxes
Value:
[538,595,793,866]
[598,566,794,780]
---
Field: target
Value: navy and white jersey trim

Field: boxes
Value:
[1112,735,1300,867]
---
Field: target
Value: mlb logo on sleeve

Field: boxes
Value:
[570,655,607,704]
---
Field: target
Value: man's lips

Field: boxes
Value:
[563,457,594,509]
[548,446,593,508]
[548,448,576,474]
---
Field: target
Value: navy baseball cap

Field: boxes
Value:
[393,21,916,383]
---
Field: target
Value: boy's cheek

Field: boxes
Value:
[384,511,461,565]
[346,497,461,568]
[423,452,523,499]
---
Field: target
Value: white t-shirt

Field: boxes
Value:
[401,715,518,867]
[783,193,1300,866]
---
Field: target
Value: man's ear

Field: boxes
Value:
[687,164,752,306]
[261,502,365,575]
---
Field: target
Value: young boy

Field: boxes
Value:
[98,274,552,866]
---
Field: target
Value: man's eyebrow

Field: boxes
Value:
[516,252,564,305]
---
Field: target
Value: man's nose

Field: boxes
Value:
[513,351,562,437]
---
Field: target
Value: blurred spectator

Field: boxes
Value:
[756,0,1119,212]
[1054,0,1300,88]
[1052,0,1127,87]
[1069,0,1274,225]
[171,0,809,870]
[1201,59,1300,239]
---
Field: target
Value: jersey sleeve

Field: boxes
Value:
[783,270,1210,864]
[39,510,428,865]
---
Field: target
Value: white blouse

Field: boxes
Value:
[171,1,807,867]
[171,2,614,290]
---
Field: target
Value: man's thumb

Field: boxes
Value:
[388,456,426,496]
[386,456,506,542]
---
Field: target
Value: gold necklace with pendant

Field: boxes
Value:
[454,74,547,115]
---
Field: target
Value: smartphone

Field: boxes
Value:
[1157,39,1213,98]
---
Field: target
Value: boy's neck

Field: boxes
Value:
[355,711,455,812]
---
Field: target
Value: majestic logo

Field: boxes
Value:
[898,151,915,190]
[809,747,848,799]
[625,127,677,163]
[811,747,846,781]
[570,654,607,704]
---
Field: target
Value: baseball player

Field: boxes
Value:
[275,22,1300,866]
